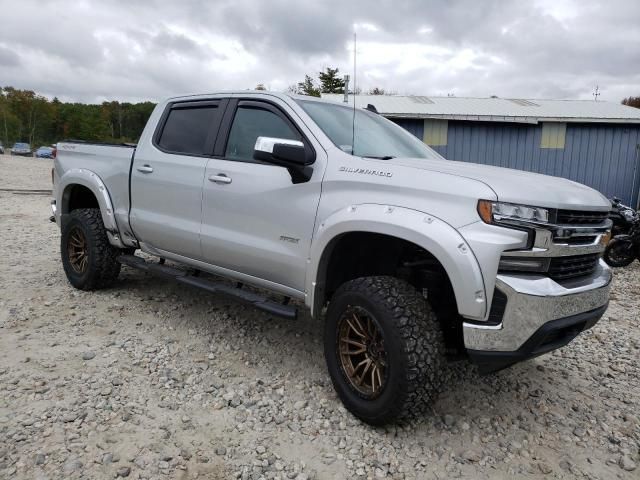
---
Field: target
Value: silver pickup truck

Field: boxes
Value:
[51,92,612,425]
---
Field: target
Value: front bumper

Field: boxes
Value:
[463,260,611,372]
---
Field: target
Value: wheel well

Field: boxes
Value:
[63,184,99,213]
[318,232,465,355]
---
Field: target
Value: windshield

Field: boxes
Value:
[14,143,29,148]
[297,100,443,160]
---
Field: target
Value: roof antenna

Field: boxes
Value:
[592,85,600,102]
[351,29,357,155]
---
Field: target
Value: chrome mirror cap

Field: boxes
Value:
[254,136,303,154]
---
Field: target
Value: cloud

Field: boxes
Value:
[0,0,637,103]
[0,45,20,66]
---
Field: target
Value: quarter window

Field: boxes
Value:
[225,106,300,161]
[157,106,219,155]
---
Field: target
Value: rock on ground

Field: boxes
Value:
[1,154,639,479]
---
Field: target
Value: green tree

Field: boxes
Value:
[0,87,55,146]
[622,96,640,108]
[0,86,158,146]
[318,67,345,94]
[297,75,321,97]
[0,90,20,145]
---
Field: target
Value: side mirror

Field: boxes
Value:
[253,136,315,183]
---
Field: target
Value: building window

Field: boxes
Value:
[423,119,448,146]
[540,122,566,149]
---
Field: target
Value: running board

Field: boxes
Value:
[118,255,297,320]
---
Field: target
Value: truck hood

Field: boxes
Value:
[388,157,611,211]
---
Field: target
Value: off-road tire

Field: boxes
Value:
[324,276,446,425]
[61,208,121,290]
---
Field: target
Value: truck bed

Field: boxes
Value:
[55,141,137,242]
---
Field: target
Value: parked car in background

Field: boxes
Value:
[35,146,55,158]
[11,142,32,156]
[0,142,4,154]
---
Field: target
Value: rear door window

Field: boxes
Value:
[157,102,222,155]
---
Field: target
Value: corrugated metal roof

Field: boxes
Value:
[321,94,640,124]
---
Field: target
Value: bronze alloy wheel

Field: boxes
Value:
[337,306,387,398]
[67,227,89,274]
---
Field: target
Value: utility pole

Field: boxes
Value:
[592,85,601,101]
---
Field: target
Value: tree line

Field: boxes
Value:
[257,67,350,96]
[2,79,638,149]
[284,67,390,96]
[0,86,155,147]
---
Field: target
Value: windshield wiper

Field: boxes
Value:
[362,155,395,160]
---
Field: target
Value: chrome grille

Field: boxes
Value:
[548,253,601,280]
[556,209,609,225]
[498,207,609,282]
[560,235,598,245]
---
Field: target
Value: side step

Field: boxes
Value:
[118,255,297,320]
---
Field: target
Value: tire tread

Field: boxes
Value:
[327,276,445,424]
[61,208,121,290]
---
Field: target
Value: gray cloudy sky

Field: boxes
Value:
[0,0,638,103]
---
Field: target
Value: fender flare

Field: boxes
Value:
[56,168,124,248]
[306,204,487,320]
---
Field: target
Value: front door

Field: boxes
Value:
[130,99,225,259]
[200,98,324,293]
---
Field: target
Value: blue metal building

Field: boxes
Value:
[326,95,640,207]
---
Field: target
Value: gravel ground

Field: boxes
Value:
[0,154,638,480]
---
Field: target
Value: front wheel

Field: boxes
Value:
[603,238,636,267]
[324,276,446,425]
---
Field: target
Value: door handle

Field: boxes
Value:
[137,165,154,174]
[209,174,232,184]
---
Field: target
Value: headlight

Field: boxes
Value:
[477,200,549,225]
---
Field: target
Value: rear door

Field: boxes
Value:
[130,99,226,259]
[200,97,325,293]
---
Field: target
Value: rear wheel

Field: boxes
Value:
[324,276,446,425]
[603,238,636,267]
[61,208,122,290]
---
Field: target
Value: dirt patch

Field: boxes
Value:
[0,155,638,479]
